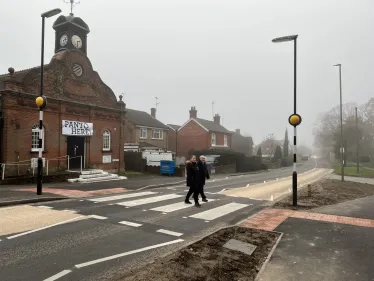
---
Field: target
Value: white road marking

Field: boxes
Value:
[117,194,183,207]
[189,203,250,221]
[43,269,72,281]
[217,189,226,194]
[38,206,53,209]
[183,216,187,218]
[225,177,228,179]
[7,216,85,240]
[156,229,183,237]
[150,199,214,213]
[89,215,107,220]
[75,239,184,268]
[63,209,77,213]
[246,184,250,187]
[276,178,279,180]
[264,181,266,183]
[118,221,142,227]
[270,195,274,201]
[88,191,157,202]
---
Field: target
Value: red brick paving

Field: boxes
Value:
[240,208,374,231]
[15,187,128,198]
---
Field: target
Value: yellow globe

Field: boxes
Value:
[35,96,45,108]
[289,115,300,125]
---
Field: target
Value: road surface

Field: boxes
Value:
[0,160,325,281]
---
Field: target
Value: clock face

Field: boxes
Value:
[71,35,82,49]
[60,34,68,47]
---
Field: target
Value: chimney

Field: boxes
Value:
[151,108,156,118]
[213,113,220,124]
[235,129,240,134]
[189,106,197,119]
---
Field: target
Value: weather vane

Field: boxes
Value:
[64,0,80,15]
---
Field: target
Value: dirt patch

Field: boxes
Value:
[113,226,280,281]
[274,179,374,210]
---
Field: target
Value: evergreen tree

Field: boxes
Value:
[274,145,282,160]
[256,146,262,157]
[283,128,289,157]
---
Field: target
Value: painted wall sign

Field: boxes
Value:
[62,120,93,136]
[103,155,112,163]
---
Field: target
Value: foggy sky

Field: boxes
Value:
[1,0,374,147]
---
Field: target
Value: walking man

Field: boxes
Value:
[197,155,210,202]
[184,155,201,207]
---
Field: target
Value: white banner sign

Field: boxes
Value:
[62,120,93,136]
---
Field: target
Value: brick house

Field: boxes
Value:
[231,129,254,156]
[0,13,125,176]
[176,106,233,157]
[124,107,170,151]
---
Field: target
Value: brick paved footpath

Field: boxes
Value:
[240,208,374,230]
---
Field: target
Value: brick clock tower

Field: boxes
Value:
[53,12,90,55]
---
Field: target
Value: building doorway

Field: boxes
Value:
[67,136,85,170]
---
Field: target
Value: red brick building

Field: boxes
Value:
[0,13,125,176]
[176,106,234,157]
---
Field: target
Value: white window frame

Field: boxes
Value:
[31,124,44,152]
[211,133,216,146]
[140,127,147,139]
[152,129,163,140]
[103,130,111,151]
[224,135,228,146]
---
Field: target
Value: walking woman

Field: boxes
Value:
[197,155,210,202]
[184,155,201,207]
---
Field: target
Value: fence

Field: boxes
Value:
[0,155,84,180]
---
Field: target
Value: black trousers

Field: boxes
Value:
[198,184,206,199]
[185,184,199,203]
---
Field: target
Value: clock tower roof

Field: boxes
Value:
[52,14,90,33]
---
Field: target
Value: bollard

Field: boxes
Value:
[307,184,311,197]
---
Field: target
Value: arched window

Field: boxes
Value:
[103,130,111,151]
[32,124,44,152]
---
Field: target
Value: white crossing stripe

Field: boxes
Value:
[89,215,108,220]
[189,202,250,221]
[38,206,53,209]
[150,199,215,213]
[117,194,183,207]
[157,229,183,237]
[118,221,142,227]
[88,191,157,202]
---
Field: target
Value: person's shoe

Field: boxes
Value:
[185,200,192,204]
[195,202,201,207]
[202,198,208,202]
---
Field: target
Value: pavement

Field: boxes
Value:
[240,194,374,280]
[0,160,324,281]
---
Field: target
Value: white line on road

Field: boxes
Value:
[217,189,226,194]
[7,216,85,240]
[38,206,53,209]
[89,215,108,220]
[189,203,250,221]
[246,184,250,187]
[88,191,157,202]
[117,194,183,207]
[62,209,77,213]
[118,221,142,227]
[150,199,214,213]
[156,229,183,237]
[75,239,184,268]
[43,269,72,281]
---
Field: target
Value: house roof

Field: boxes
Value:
[232,132,254,146]
[126,108,169,129]
[167,124,181,131]
[195,118,232,134]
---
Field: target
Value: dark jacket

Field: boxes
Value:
[197,160,210,186]
[186,161,199,187]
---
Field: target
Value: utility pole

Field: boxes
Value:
[334,63,344,181]
[356,106,359,173]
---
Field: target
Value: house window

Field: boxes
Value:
[224,135,228,146]
[152,129,163,140]
[140,128,147,139]
[103,130,111,151]
[31,124,44,152]
[211,133,216,146]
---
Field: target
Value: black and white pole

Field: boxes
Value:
[36,8,61,195]
[272,34,301,207]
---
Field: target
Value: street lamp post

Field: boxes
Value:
[272,34,301,207]
[36,8,61,195]
[334,63,344,182]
